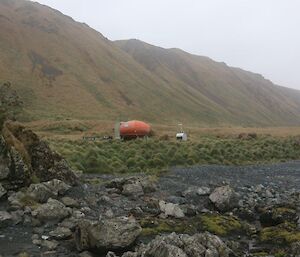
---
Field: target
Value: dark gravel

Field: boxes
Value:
[159,161,300,194]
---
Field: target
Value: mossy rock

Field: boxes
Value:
[19,194,39,209]
[272,207,298,223]
[260,206,298,227]
[260,222,300,245]
[140,218,195,236]
[274,249,287,257]
[199,214,243,236]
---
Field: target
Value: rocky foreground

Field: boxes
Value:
[0,123,300,257]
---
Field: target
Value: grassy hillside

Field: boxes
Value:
[1,0,300,126]
[115,39,300,126]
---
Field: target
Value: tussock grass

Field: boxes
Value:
[48,135,300,174]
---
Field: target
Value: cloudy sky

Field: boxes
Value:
[34,0,300,89]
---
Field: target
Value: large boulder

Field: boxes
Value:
[0,122,78,190]
[159,200,185,218]
[12,179,72,204]
[209,185,238,212]
[60,196,79,208]
[0,135,32,190]
[75,217,142,253]
[116,232,234,257]
[31,198,71,222]
[27,183,56,203]
[122,182,144,197]
[43,179,71,196]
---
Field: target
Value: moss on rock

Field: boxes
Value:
[199,214,242,236]
[140,218,195,236]
[260,222,300,245]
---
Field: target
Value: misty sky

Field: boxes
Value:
[34,0,300,89]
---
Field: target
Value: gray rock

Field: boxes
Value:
[265,189,273,198]
[205,249,218,257]
[49,227,72,240]
[1,146,31,190]
[125,232,233,257]
[32,198,71,222]
[32,234,39,241]
[33,227,45,234]
[60,218,77,230]
[140,177,157,193]
[79,252,94,257]
[104,209,115,218]
[145,243,187,257]
[290,242,300,255]
[75,217,142,252]
[0,211,13,228]
[197,187,211,196]
[23,214,32,225]
[32,239,42,246]
[122,182,144,197]
[41,240,59,250]
[107,252,118,257]
[73,210,85,219]
[0,183,7,199]
[107,176,157,195]
[10,210,24,225]
[43,179,71,196]
[0,162,9,180]
[182,186,211,197]
[8,191,26,209]
[60,196,79,207]
[27,183,55,203]
[159,200,185,218]
[121,253,138,257]
[209,185,238,212]
[166,196,186,205]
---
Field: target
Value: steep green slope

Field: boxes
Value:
[1,0,300,126]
